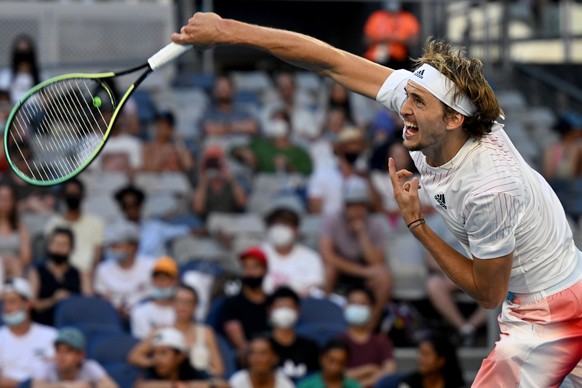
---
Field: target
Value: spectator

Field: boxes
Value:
[308,127,381,215]
[327,82,355,126]
[131,257,179,339]
[200,75,259,139]
[0,93,12,173]
[0,183,31,279]
[0,168,56,217]
[229,335,295,388]
[134,327,223,387]
[319,177,391,329]
[308,107,348,171]
[113,185,190,259]
[193,146,247,220]
[542,113,582,181]
[267,286,320,382]
[97,116,143,172]
[297,339,361,388]
[262,72,319,142]
[0,35,41,103]
[142,110,194,173]
[94,220,154,324]
[128,284,225,378]
[28,227,82,327]
[0,278,57,387]
[32,327,118,388]
[44,178,105,295]
[215,247,269,355]
[363,0,420,70]
[261,205,325,296]
[232,108,313,175]
[397,332,465,388]
[338,286,396,387]
[425,217,488,347]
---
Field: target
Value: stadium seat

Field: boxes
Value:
[87,332,139,365]
[216,334,238,379]
[104,363,143,388]
[299,297,346,326]
[295,322,347,348]
[374,372,406,388]
[54,296,123,335]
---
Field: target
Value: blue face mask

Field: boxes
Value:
[2,310,27,327]
[108,249,130,263]
[344,304,372,326]
[151,286,176,300]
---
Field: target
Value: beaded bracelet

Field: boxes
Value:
[407,218,426,231]
[406,218,425,229]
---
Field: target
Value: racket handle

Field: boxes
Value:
[148,43,193,71]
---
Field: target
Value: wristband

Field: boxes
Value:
[408,219,426,231]
[406,218,425,229]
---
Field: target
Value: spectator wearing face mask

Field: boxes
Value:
[261,205,325,296]
[232,109,313,175]
[28,228,82,327]
[0,35,41,104]
[338,286,396,388]
[215,247,270,357]
[0,278,58,387]
[308,127,381,215]
[44,178,105,295]
[94,220,154,325]
[268,286,320,382]
[131,256,179,339]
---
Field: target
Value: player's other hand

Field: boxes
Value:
[172,12,224,49]
[388,157,422,225]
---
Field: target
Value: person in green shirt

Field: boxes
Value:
[298,339,361,388]
[232,109,313,176]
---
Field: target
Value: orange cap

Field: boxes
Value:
[153,256,179,278]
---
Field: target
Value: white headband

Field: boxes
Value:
[410,64,476,117]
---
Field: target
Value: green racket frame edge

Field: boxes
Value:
[3,72,138,187]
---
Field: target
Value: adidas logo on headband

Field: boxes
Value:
[413,69,425,79]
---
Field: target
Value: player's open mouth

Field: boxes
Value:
[404,121,419,139]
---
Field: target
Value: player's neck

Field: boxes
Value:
[424,132,469,167]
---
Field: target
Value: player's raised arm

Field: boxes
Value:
[171,12,393,100]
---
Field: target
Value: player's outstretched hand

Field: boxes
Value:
[388,157,423,226]
[172,12,224,50]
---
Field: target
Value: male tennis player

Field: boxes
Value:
[172,13,582,386]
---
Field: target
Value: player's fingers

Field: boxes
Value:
[171,32,186,43]
[388,158,401,193]
[410,177,420,194]
[396,169,413,179]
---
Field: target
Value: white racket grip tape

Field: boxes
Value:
[148,43,193,71]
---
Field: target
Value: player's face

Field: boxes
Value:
[400,81,449,153]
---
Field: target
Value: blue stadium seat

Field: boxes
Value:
[54,296,123,335]
[299,297,346,326]
[104,363,143,387]
[87,332,139,365]
[295,322,347,348]
[180,259,227,277]
[216,334,237,379]
[374,372,406,388]
[205,296,225,332]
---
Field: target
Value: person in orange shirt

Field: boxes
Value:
[363,0,420,70]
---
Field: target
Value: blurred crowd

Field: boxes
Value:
[0,10,582,387]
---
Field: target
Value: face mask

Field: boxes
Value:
[270,307,298,329]
[242,275,264,289]
[205,168,220,180]
[64,195,82,211]
[264,119,289,138]
[151,286,176,300]
[343,152,360,165]
[109,249,130,263]
[48,253,69,265]
[344,304,372,326]
[2,310,27,327]
[267,224,295,248]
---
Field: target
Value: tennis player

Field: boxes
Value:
[172,13,582,386]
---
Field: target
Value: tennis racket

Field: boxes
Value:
[3,42,192,186]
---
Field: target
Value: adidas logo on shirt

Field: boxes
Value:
[434,193,447,209]
[414,69,425,79]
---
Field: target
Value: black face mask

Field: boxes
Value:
[343,152,360,165]
[242,276,264,289]
[64,195,82,210]
[48,253,69,265]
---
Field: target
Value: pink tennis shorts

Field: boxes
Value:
[472,279,582,387]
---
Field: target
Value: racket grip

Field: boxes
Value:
[148,43,193,71]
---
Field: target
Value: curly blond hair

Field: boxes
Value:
[413,38,503,139]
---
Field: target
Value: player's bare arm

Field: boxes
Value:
[388,158,512,309]
[171,12,392,100]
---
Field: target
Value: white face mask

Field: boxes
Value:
[344,304,372,326]
[270,307,298,329]
[264,119,289,138]
[2,309,27,327]
[267,224,295,248]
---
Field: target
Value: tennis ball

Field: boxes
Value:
[93,96,102,108]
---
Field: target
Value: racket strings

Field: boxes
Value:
[7,78,113,181]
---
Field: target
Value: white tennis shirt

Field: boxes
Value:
[377,69,581,293]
